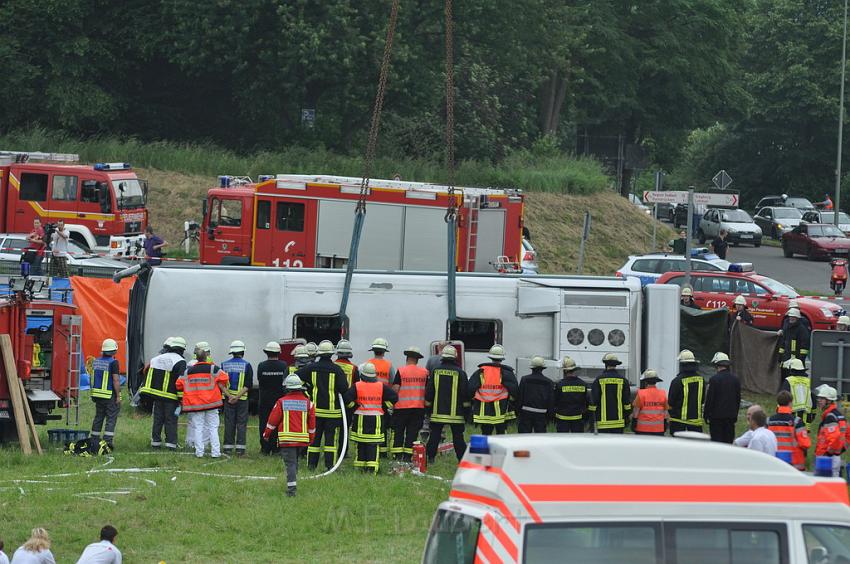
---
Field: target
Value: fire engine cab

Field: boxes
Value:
[0,151,147,257]
[425,435,850,563]
[200,174,526,273]
[0,276,80,438]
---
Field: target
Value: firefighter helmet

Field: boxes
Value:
[561,356,577,372]
[441,345,458,359]
[601,353,621,366]
[229,340,246,353]
[284,374,305,391]
[711,352,731,365]
[677,349,697,363]
[317,340,336,356]
[101,338,118,353]
[170,336,187,351]
[817,385,838,402]
[839,315,850,327]
[305,342,318,357]
[164,336,175,348]
[360,362,378,378]
[403,346,424,359]
[787,299,800,310]
[734,295,746,306]
[787,308,801,319]
[263,341,281,353]
[681,287,693,297]
[336,339,353,357]
[530,356,546,368]
[370,338,389,352]
[293,345,309,359]
[782,357,805,372]
[640,369,662,382]
[487,344,506,360]
[194,341,210,353]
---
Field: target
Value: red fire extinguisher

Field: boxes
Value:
[412,441,427,473]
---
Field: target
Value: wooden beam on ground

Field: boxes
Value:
[17,377,42,454]
[1,334,31,454]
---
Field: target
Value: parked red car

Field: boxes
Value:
[657,270,844,330]
[781,223,850,260]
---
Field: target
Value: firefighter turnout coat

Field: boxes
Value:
[468,363,518,426]
[425,359,470,424]
[343,380,398,443]
[296,357,350,419]
[263,391,317,448]
[553,374,588,423]
[140,352,186,402]
[589,369,632,431]
[668,368,705,427]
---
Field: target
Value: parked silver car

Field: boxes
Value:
[753,206,803,239]
[0,233,129,277]
[698,208,762,247]
[801,210,850,235]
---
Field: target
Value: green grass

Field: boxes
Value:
[0,128,610,194]
[1,396,454,563]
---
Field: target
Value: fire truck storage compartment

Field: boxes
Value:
[315,200,447,271]
[474,209,506,273]
[26,313,54,382]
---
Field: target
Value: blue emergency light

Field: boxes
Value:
[219,175,231,188]
[815,456,834,477]
[93,162,131,171]
[469,435,489,454]
[775,451,792,465]
[728,262,754,273]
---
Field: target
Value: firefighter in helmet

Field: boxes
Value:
[90,338,122,451]
[668,349,705,434]
[468,345,519,435]
[588,353,632,433]
[553,356,588,432]
[680,286,700,310]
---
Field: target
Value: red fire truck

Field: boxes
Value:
[0,277,80,438]
[199,174,526,272]
[0,151,148,257]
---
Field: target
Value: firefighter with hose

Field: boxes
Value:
[344,362,397,474]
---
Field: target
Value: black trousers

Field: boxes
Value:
[426,422,466,461]
[597,427,624,434]
[91,398,120,446]
[517,411,548,433]
[354,442,380,474]
[480,423,506,435]
[555,419,585,433]
[258,401,278,454]
[151,398,179,449]
[709,419,736,444]
[669,422,702,435]
[308,417,342,470]
[391,408,425,459]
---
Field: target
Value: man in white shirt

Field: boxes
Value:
[734,408,777,456]
[75,525,121,564]
[0,537,9,564]
[49,220,70,278]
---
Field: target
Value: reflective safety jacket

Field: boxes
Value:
[343,380,398,443]
[589,369,632,430]
[221,356,253,401]
[368,357,395,386]
[393,364,428,409]
[334,358,358,387]
[469,363,518,425]
[767,406,810,470]
[296,357,349,418]
[263,391,316,447]
[91,355,120,400]
[780,374,813,414]
[778,321,811,362]
[553,375,588,421]
[668,369,705,426]
[140,352,186,401]
[516,368,554,415]
[425,360,470,424]
[634,386,668,434]
[176,362,228,412]
[817,404,845,456]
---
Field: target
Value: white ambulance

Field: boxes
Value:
[423,435,850,563]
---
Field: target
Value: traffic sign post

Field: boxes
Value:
[811,330,850,396]
[712,169,733,190]
[642,190,739,207]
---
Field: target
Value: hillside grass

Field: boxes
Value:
[0,128,609,194]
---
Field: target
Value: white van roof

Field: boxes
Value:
[450,435,850,523]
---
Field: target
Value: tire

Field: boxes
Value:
[697,230,706,244]
[754,240,761,248]
[783,243,793,258]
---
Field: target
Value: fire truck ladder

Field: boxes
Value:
[63,315,83,426]
[464,196,481,272]
[0,150,80,163]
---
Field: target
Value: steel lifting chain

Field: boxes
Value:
[443,0,457,223]
[357,0,401,214]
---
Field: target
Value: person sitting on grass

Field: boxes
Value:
[75,525,121,564]
[11,527,55,564]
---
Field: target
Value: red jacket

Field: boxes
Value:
[263,391,316,447]
[816,404,845,456]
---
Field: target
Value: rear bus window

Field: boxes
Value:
[423,510,480,564]
[524,523,660,563]
[449,319,501,353]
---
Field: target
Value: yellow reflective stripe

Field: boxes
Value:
[555,414,582,421]
[328,372,336,411]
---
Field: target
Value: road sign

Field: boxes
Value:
[811,330,850,396]
[712,169,733,190]
[642,190,739,207]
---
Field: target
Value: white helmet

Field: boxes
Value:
[782,357,805,371]
[787,299,800,310]
[817,385,838,402]
[441,345,458,359]
[263,341,281,353]
[229,340,246,353]
[734,295,746,306]
[370,338,389,352]
[711,352,731,365]
[101,338,118,353]
[678,349,697,363]
[640,369,662,382]
[194,341,211,353]
[602,353,622,366]
[681,287,693,297]
[359,362,378,378]
[283,375,305,390]
[163,336,175,348]
[403,346,424,359]
[305,342,318,357]
[292,345,309,359]
[336,339,353,357]
[317,340,336,356]
[170,336,187,350]
[530,356,546,368]
[561,356,577,372]
[839,315,850,327]
[487,345,506,361]
[787,308,801,319]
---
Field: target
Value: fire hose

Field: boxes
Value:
[304,393,348,480]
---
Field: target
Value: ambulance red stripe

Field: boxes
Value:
[483,513,518,561]
[449,489,520,532]
[519,482,850,504]
[459,461,542,523]
[474,533,502,564]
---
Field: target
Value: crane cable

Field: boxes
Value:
[339,0,401,322]
[444,0,458,324]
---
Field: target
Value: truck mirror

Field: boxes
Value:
[141,179,149,204]
[202,198,208,220]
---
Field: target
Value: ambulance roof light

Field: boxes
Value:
[94,162,131,171]
[469,435,490,454]
[728,262,754,273]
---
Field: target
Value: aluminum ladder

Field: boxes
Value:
[63,314,83,426]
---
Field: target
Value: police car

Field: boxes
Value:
[617,250,731,286]
[423,434,850,563]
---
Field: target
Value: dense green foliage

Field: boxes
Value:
[0,0,743,176]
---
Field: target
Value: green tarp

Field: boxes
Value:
[680,306,729,378]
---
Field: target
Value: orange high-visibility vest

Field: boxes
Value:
[474,365,508,403]
[395,365,428,409]
[635,387,667,433]
[355,381,385,416]
[370,358,392,385]
[177,363,226,412]
[767,417,797,453]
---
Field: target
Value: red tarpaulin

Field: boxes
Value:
[69,277,133,373]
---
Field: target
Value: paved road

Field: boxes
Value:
[720,242,841,298]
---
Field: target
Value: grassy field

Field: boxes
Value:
[1,396,455,563]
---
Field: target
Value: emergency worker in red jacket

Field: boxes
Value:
[263,375,316,497]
